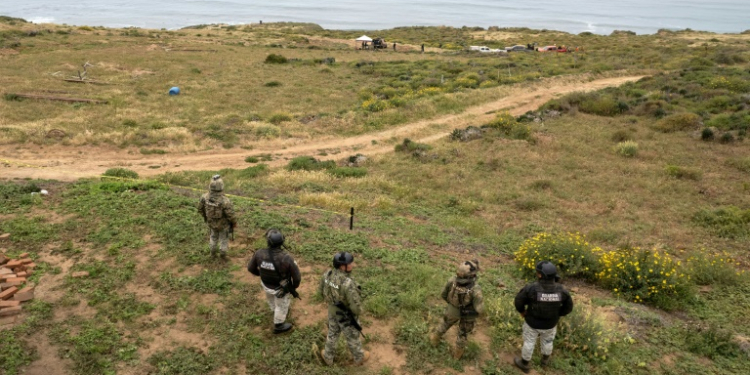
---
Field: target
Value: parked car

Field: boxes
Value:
[505,45,531,52]
[479,46,507,53]
[537,45,558,52]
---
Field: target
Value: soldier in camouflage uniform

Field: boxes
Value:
[197,175,237,258]
[317,252,370,366]
[513,261,573,373]
[430,259,484,360]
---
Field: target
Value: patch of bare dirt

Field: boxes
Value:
[22,332,72,375]
[0,75,644,182]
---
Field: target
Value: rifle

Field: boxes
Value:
[334,301,364,337]
[460,305,479,319]
[279,278,301,300]
[269,248,301,300]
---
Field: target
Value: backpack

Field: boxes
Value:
[205,198,224,220]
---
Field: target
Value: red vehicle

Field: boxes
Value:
[537,45,558,52]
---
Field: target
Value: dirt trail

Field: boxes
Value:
[0,75,643,181]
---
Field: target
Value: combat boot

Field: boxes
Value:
[429,332,441,347]
[220,252,228,260]
[273,322,293,334]
[354,351,370,366]
[541,354,551,367]
[452,346,464,360]
[313,344,334,366]
[514,357,531,374]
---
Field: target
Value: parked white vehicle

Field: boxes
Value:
[471,46,506,53]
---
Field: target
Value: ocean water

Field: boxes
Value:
[2,0,748,35]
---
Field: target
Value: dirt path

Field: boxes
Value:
[0,75,643,181]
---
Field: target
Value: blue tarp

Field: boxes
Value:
[169,87,180,95]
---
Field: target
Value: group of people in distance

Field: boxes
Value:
[199,176,574,372]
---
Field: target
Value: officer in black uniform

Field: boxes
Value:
[247,229,301,334]
[513,261,573,373]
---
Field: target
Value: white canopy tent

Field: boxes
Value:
[355,35,373,49]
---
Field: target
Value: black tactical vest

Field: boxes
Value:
[528,282,564,321]
[257,248,284,288]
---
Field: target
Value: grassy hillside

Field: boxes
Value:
[1,17,749,375]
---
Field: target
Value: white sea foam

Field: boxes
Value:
[28,16,56,24]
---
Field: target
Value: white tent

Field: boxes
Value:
[355,35,373,49]
[355,35,373,42]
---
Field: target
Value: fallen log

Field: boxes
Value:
[6,93,108,104]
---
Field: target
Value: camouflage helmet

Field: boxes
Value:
[536,261,557,280]
[456,259,480,278]
[209,174,224,192]
[265,229,285,248]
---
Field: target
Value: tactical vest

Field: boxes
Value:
[258,249,285,288]
[322,270,346,305]
[447,280,474,308]
[528,282,564,321]
[205,198,224,220]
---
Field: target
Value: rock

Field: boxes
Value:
[0,233,10,241]
[72,271,90,278]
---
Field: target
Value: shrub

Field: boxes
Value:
[692,206,750,239]
[244,156,258,163]
[614,141,638,157]
[718,132,735,144]
[653,113,702,132]
[685,249,745,285]
[610,129,632,142]
[597,247,693,309]
[238,164,269,178]
[514,232,602,280]
[579,95,622,116]
[264,54,288,64]
[268,113,292,125]
[684,326,743,359]
[556,306,624,362]
[328,166,367,178]
[264,81,281,87]
[102,168,139,180]
[701,127,715,141]
[394,138,431,153]
[664,165,702,180]
[286,156,335,171]
[484,112,532,140]
[361,98,389,112]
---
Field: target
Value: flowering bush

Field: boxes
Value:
[514,232,602,280]
[685,249,745,286]
[556,306,630,362]
[361,98,389,112]
[596,247,692,308]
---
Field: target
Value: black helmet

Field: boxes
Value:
[536,261,557,280]
[265,229,284,248]
[333,252,354,268]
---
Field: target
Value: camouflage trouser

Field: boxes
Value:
[324,312,364,364]
[264,289,292,324]
[209,227,229,255]
[521,322,557,361]
[433,314,476,349]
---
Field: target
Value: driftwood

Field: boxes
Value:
[8,93,108,104]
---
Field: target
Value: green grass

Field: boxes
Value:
[1,19,750,375]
